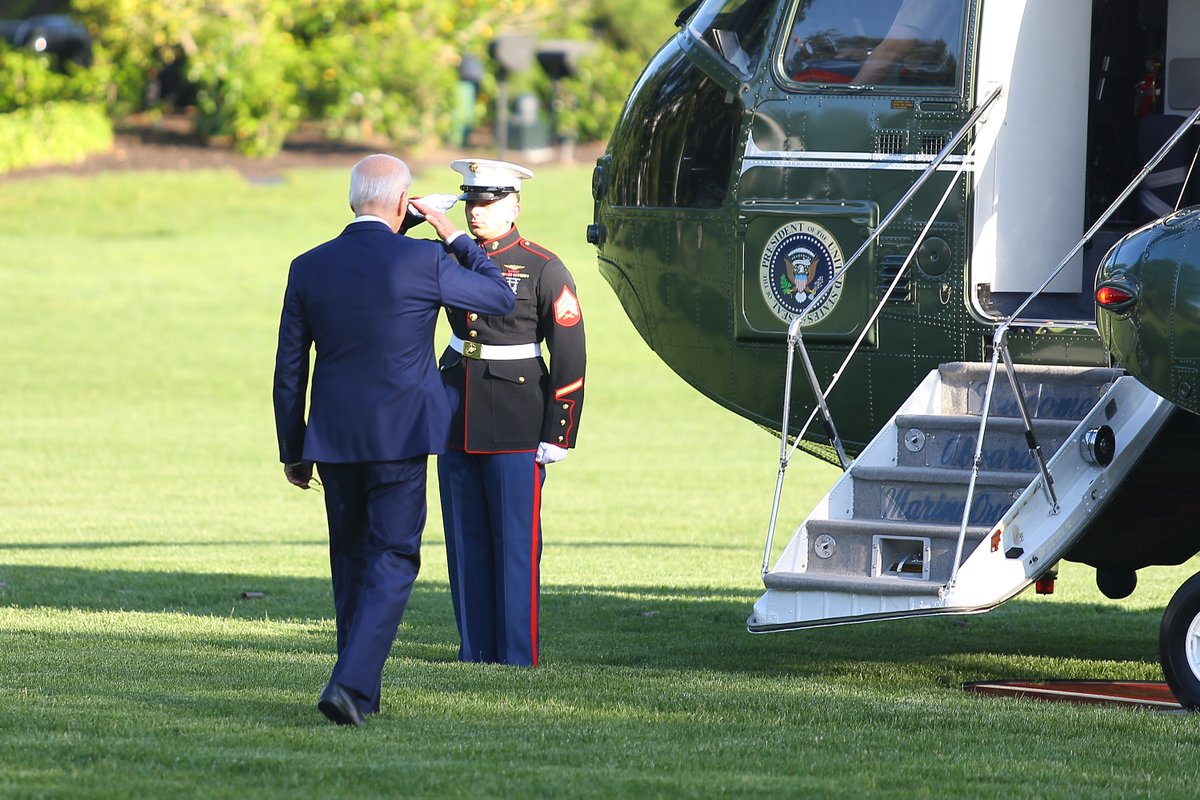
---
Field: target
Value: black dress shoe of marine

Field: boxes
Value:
[318,682,365,726]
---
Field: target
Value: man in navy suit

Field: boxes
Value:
[273,154,515,726]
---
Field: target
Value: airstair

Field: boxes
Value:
[748,362,1174,632]
[747,100,1195,635]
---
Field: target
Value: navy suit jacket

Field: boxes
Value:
[273,221,515,464]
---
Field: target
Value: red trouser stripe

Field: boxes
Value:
[530,459,542,666]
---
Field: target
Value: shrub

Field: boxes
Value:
[185,9,303,157]
[69,0,200,114]
[67,0,681,155]
[0,101,113,173]
[71,0,554,155]
[0,43,112,173]
[0,43,107,113]
[484,0,679,143]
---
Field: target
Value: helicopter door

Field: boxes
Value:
[970,0,1092,306]
[735,0,971,343]
[1166,1,1200,119]
[1161,0,1200,214]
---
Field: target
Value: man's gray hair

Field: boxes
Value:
[348,154,412,214]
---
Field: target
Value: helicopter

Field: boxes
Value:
[586,0,1200,706]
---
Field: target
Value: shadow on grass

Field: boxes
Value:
[0,539,326,551]
[551,540,748,550]
[0,564,1170,682]
[0,538,738,551]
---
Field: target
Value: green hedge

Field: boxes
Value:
[68,0,680,157]
[0,102,113,174]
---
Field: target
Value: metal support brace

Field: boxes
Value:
[999,343,1059,514]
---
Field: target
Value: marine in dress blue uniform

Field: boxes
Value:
[273,155,515,724]
[437,159,586,666]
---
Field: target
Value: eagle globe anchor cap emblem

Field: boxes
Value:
[759,220,845,326]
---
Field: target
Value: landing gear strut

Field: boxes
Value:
[1159,571,1200,710]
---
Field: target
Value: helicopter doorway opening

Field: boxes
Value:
[975,0,1200,324]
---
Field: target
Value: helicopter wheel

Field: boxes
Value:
[1159,571,1200,710]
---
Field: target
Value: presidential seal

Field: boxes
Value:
[759,220,845,325]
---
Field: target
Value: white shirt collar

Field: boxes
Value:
[352,214,393,229]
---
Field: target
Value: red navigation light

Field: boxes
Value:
[1096,285,1134,307]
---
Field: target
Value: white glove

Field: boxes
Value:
[535,442,568,465]
[406,193,460,219]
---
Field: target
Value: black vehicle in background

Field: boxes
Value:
[0,14,91,67]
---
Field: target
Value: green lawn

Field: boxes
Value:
[0,161,1197,799]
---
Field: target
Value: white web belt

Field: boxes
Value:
[449,334,541,361]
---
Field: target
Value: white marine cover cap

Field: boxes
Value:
[450,158,535,201]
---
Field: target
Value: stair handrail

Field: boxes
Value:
[761,86,1003,576]
[785,171,964,469]
[944,103,1200,591]
[785,85,1004,462]
[944,338,1061,594]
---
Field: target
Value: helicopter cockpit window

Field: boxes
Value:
[687,0,776,79]
[779,0,966,90]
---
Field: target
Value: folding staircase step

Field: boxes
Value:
[937,363,1123,419]
[807,518,993,540]
[850,465,1034,486]
[762,571,945,596]
[796,518,992,583]
[850,464,1032,526]
[894,413,1079,472]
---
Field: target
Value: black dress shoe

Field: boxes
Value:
[318,682,365,726]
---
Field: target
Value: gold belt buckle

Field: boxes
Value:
[462,341,482,359]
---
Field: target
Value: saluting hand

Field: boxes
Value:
[409,198,465,244]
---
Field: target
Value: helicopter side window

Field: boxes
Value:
[779,0,966,90]
[687,0,776,79]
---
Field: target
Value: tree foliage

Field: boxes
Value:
[59,0,680,156]
[0,41,106,112]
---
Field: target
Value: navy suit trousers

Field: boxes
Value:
[439,450,545,666]
[318,457,427,713]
